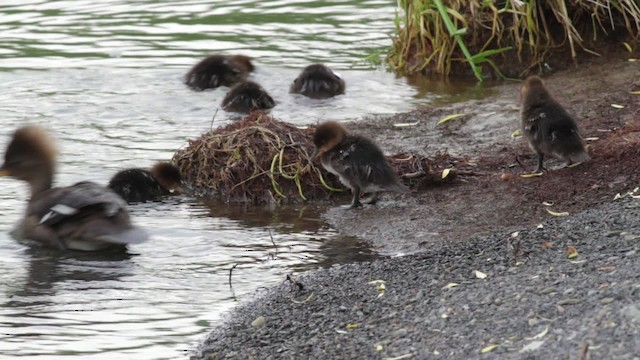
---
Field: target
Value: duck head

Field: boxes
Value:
[312,121,347,160]
[151,162,183,194]
[0,126,56,195]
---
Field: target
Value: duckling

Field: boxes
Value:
[221,80,275,113]
[0,126,148,251]
[185,55,254,91]
[108,162,182,203]
[312,121,408,209]
[520,76,590,173]
[290,64,346,99]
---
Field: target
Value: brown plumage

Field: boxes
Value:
[108,162,182,203]
[185,55,254,91]
[221,81,275,113]
[520,76,590,173]
[290,64,346,99]
[313,121,407,209]
[0,126,148,251]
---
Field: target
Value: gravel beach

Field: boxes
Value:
[196,197,640,359]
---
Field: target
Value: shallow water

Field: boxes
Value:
[0,1,486,359]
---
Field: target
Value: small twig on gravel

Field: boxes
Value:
[229,263,238,301]
[577,342,589,360]
[286,273,304,291]
[401,171,426,179]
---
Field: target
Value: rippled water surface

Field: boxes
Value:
[0,1,446,359]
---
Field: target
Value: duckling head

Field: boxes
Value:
[520,75,550,104]
[151,162,182,193]
[312,121,347,159]
[0,126,57,194]
[229,55,255,73]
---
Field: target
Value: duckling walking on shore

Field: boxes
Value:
[290,64,345,99]
[185,55,254,91]
[108,162,182,203]
[312,121,407,209]
[0,126,148,251]
[520,76,590,173]
[222,81,275,113]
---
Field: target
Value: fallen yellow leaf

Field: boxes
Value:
[611,104,625,109]
[474,270,488,279]
[623,42,633,52]
[436,113,465,125]
[521,172,543,178]
[346,323,359,329]
[511,129,522,138]
[480,344,500,353]
[546,209,569,217]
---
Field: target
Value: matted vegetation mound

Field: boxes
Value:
[389,0,640,79]
[173,112,346,204]
[173,113,467,204]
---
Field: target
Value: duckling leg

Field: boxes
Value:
[534,152,545,173]
[344,187,363,209]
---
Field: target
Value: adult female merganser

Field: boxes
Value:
[185,55,254,91]
[108,162,182,203]
[0,126,148,251]
[290,64,345,99]
[520,76,590,173]
[312,121,407,208]
[221,81,275,113]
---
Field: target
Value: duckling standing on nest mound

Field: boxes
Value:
[0,126,149,251]
[290,64,346,99]
[520,75,590,174]
[221,80,275,113]
[185,55,254,91]
[312,121,408,209]
[108,162,182,203]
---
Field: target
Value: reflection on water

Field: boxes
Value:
[0,198,377,359]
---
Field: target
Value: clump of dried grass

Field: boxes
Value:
[172,112,345,204]
[389,0,640,78]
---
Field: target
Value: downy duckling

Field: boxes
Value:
[221,80,275,113]
[312,121,408,209]
[0,126,148,251]
[108,162,182,203]
[290,64,346,99]
[520,76,590,173]
[185,55,254,91]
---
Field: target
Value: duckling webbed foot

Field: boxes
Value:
[361,192,378,205]
[342,189,363,209]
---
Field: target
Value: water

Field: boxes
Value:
[0,1,438,359]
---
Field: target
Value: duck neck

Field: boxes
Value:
[28,168,54,197]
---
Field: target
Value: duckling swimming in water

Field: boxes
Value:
[312,121,408,209]
[221,80,275,113]
[0,126,149,251]
[290,64,346,99]
[185,55,254,91]
[108,162,182,203]
[520,76,590,173]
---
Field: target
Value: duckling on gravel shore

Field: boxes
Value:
[312,121,407,209]
[520,75,590,173]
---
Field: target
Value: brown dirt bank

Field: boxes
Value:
[325,55,640,255]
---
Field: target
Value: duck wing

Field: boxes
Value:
[27,181,148,246]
